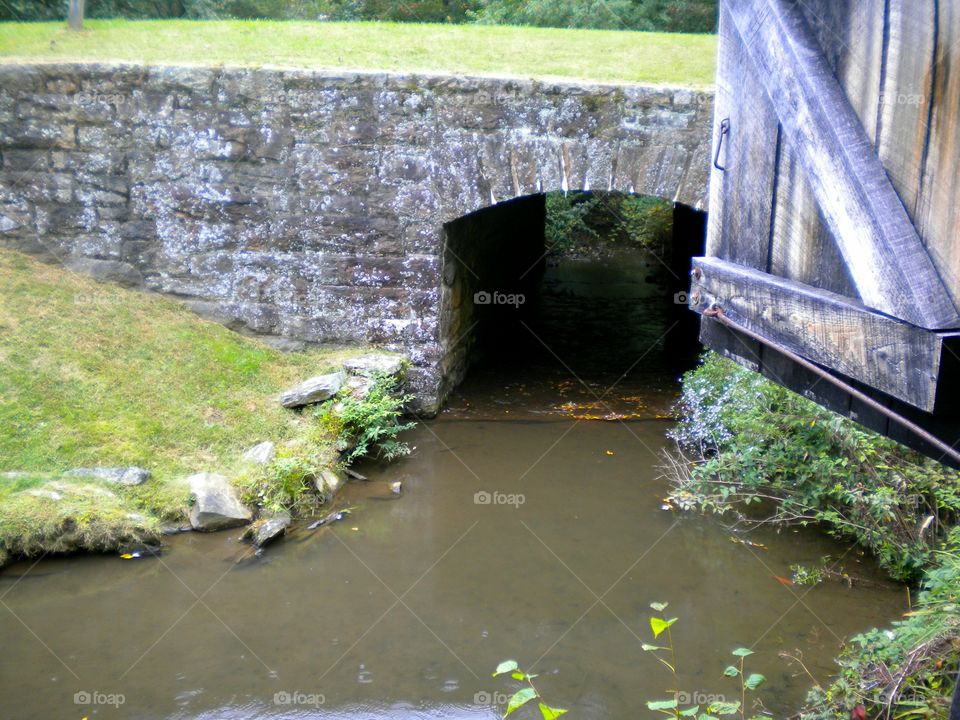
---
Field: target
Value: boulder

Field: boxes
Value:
[343,354,405,377]
[344,374,374,400]
[243,512,291,549]
[242,441,276,466]
[64,466,151,486]
[316,467,346,497]
[280,371,345,408]
[187,473,252,532]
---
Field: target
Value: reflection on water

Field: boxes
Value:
[0,418,905,719]
[0,250,906,719]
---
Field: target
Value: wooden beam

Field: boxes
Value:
[691,256,956,411]
[725,0,960,330]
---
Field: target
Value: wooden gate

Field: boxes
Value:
[692,0,960,463]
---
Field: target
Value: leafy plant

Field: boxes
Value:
[664,352,960,582]
[721,648,765,720]
[544,192,600,255]
[492,660,567,719]
[643,602,766,719]
[317,371,415,463]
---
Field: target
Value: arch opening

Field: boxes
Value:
[436,191,707,413]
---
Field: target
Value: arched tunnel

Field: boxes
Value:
[436,192,707,412]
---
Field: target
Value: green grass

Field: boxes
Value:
[0,249,362,479]
[0,19,717,86]
[0,249,400,565]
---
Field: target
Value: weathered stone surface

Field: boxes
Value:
[241,441,276,466]
[64,466,151,486]
[0,64,713,414]
[187,473,252,531]
[280,370,345,408]
[316,467,346,497]
[343,353,406,377]
[242,512,290,548]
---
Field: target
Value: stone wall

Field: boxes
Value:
[0,63,713,412]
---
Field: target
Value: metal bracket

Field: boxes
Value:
[713,117,730,171]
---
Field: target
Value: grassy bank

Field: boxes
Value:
[0,249,405,567]
[0,19,717,86]
[667,353,960,718]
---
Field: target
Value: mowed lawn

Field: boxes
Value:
[0,19,717,86]
[0,249,359,480]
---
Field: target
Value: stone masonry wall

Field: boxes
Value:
[0,63,713,412]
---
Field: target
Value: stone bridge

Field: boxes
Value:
[0,63,713,411]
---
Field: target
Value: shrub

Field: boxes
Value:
[795,530,960,719]
[666,352,960,582]
[317,371,415,464]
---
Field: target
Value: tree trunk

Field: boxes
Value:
[68,0,84,30]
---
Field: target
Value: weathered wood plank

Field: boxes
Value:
[703,321,960,469]
[768,136,857,297]
[876,1,936,221]
[915,0,960,311]
[690,256,949,410]
[705,3,779,271]
[727,0,960,330]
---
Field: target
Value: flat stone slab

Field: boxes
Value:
[64,466,151,486]
[280,371,345,408]
[187,473,252,532]
[242,441,276,466]
[243,512,291,549]
[343,354,406,377]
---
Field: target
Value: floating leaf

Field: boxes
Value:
[697,715,721,720]
[504,688,537,717]
[650,616,678,638]
[650,601,669,612]
[680,706,700,716]
[538,702,568,719]
[494,660,519,677]
[511,671,526,681]
[731,648,754,657]
[723,665,739,677]
[744,673,766,690]
[646,698,679,711]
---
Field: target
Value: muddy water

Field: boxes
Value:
[0,252,907,719]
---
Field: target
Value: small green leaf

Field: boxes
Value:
[511,671,526,681]
[744,673,766,690]
[680,706,700,716]
[708,701,742,715]
[731,648,754,657]
[698,715,720,720]
[505,688,537,717]
[650,616,678,638]
[493,660,519,677]
[650,601,669,612]
[538,702,568,719]
[642,644,666,651]
[646,698,679,711]
[723,665,739,677]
